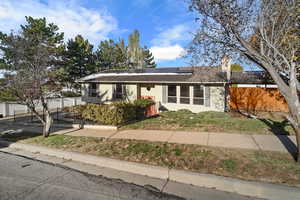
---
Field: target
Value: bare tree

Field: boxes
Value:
[0,17,64,137]
[186,0,300,161]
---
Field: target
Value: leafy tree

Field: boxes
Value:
[143,46,156,68]
[127,30,156,68]
[187,0,300,161]
[0,16,64,137]
[231,64,243,72]
[58,35,95,89]
[128,30,143,68]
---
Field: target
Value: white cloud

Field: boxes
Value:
[0,0,118,44]
[150,44,185,61]
[150,24,191,62]
[151,24,191,46]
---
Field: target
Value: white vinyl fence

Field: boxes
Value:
[0,97,84,117]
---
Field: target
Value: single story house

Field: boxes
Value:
[78,59,270,113]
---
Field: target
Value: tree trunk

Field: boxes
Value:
[43,110,53,137]
[288,62,300,163]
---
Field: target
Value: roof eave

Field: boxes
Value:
[79,80,226,84]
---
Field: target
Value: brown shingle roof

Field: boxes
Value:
[81,66,272,84]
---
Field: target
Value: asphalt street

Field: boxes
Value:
[0,151,184,200]
[0,151,261,200]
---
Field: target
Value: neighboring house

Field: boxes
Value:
[78,59,271,113]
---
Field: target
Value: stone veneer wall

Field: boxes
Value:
[210,86,225,112]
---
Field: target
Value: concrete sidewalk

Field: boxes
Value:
[53,128,297,153]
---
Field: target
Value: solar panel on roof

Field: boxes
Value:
[100,67,193,74]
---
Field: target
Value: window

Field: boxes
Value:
[88,83,97,97]
[180,85,190,104]
[167,85,177,103]
[115,84,126,99]
[193,85,204,105]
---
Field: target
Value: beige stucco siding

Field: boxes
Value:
[140,84,162,102]
[125,84,138,102]
[82,83,225,112]
[99,84,114,102]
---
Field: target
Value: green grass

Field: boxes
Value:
[122,110,293,135]
[220,159,236,172]
[3,133,298,186]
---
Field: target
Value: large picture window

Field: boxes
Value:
[115,84,125,99]
[193,85,204,105]
[180,85,190,104]
[167,85,177,103]
[88,83,97,97]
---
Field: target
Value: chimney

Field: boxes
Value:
[221,56,231,81]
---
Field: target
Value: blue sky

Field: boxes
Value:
[0,0,198,67]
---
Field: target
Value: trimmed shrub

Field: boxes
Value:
[81,102,138,125]
[133,99,155,108]
[63,105,87,114]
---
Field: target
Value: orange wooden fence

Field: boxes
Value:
[230,87,289,112]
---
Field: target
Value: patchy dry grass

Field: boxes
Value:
[6,133,299,187]
[122,110,294,135]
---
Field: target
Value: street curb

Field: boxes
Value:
[169,169,300,200]
[0,140,299,200]
[0,141,168,179]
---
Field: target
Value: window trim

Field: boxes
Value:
[193,85,205,105]
[167,85,177,104]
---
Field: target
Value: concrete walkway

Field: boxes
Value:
[53,128,297,153]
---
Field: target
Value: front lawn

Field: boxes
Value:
[3,133,299,187]
[122,110,294,135]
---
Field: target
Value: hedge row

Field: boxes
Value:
[71,99,155,126]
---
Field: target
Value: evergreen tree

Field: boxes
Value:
[59,35,95,88]
[142,46,156,68]
[95,40,117,71]
[95,39,128,71]
[114,39,129,69]
[95,30,156,70]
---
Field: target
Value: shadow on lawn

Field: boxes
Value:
[258,118,298,160]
